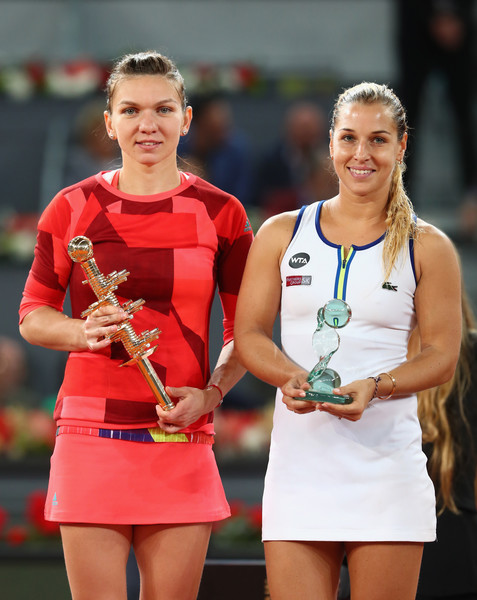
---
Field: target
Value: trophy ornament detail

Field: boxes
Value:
[304,298,353,405]
[67,236,174,410]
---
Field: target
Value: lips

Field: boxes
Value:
[348,167,374,177]
[136,140,160,147]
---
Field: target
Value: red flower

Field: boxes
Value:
[5,525,29,546]
[26,409,56,448]
[228,499,246,518]
[215,410,260,448]
[26,490,60,536]
[7,213,39,233]
[25,61,46,88]
[248,504,263,530]
[0,506,8,536]
[0,412,14,447]
[235,63,259,88]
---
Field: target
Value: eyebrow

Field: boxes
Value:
[338,127,392,135]
[117,97,179,106]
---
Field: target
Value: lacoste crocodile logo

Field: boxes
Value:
[382,281,398,292]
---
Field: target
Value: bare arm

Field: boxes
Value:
[327,222,462,420]
[234,212,308,388]
[19,304,127,352]
[392,223,462,390]
[155,334,248,434]
[208,339,246,398]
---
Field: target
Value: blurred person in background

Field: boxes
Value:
[395,0,477,241]
[300,148,339,206]
[252,100,336,219]
[179,91,253,206]
[412,289,477,600]
[19,50,253,600]
[63,97,121,186]
[0,336,37,407]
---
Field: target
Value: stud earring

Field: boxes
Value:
[109,132,116,140]
[182,129,188,135]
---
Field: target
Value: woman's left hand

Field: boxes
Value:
[316,378,376,421]
[155,385,219,433]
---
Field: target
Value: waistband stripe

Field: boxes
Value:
[56,425,214,445]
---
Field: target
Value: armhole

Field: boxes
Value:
[409,213,417,285]
[291,205,307,240]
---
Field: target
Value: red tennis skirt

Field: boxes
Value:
[44,433,230,525]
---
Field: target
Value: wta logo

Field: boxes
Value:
[288,252,310,268]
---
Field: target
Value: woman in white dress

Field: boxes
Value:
[234,82,462,600]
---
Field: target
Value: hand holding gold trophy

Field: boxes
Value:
[67,236,174,410]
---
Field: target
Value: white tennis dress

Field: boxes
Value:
[262,201,436,542]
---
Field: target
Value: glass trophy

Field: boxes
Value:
[304,298,353,404]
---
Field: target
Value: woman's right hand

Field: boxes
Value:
[280,372,317,414]
[83,305,128,351]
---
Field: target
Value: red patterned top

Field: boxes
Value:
[20,171,253,432]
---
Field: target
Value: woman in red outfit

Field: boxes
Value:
[19,51,253,600]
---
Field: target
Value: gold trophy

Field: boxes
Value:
[67,235,174,410]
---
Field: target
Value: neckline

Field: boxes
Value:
[314,200,386,251]
[97,169,194,202]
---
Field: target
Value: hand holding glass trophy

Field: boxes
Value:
[304,298,353,404]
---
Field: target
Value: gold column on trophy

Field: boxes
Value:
[67,235,174,410]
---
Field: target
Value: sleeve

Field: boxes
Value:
[19,192,74,323]
[215,197,254,345]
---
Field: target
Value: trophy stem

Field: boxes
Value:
[81,260,108,297]
[136,357,175,410]
[68,235,174,412]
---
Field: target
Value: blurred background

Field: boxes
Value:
[0,1,475,597]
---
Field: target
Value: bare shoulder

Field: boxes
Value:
[247,209,301,268]
[414,218,456,251]
[414,217,460,279]
[255,209,300,247]
[257,209,300,238]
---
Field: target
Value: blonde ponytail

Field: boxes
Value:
[383,160,419,281]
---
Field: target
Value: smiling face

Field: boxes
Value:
[104,74,192,171]
[329,102,407,201]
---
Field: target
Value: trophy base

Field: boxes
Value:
[306,368,352,404]
[304,389,353,404]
